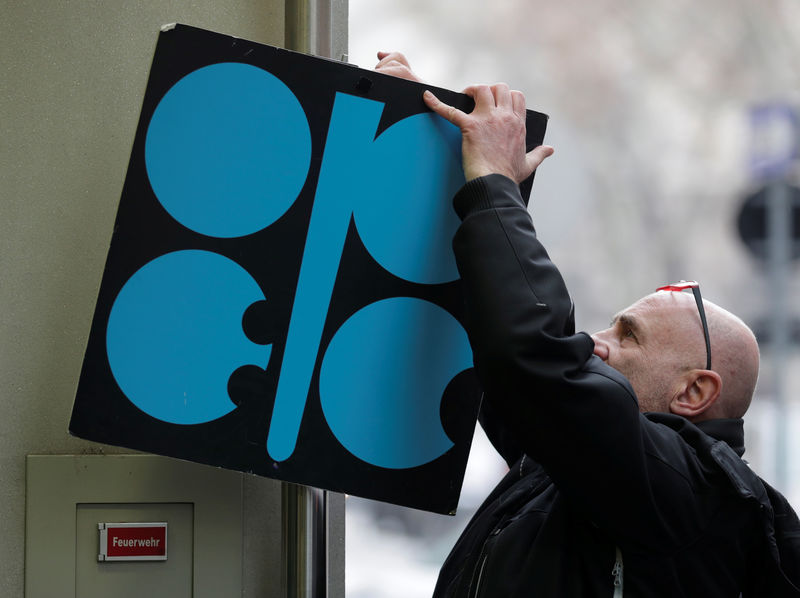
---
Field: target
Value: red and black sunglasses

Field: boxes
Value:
[655,281,712,371]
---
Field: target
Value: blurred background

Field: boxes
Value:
[344,0,800,595]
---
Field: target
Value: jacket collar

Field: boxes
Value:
[645,412,746,457]
[695,418,745,457]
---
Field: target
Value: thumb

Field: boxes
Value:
[524,145,554,176]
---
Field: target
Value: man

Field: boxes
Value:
[376,52,800,596]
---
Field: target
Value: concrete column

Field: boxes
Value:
[1,2,346,596]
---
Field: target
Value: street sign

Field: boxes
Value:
[68,24,549,514]
[749,103,799,180]
[737,183,800,261]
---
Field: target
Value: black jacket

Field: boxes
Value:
[434,174,800,597]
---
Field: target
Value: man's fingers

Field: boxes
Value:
[511,90,526,118]
[375,51,422,82]
[426,83,548,183]
[462,84,497,112]
[423,90,467,127]
[463,84,521,115]
[376,51,409,68]
[524,145,555,174]
[491,83,512,109]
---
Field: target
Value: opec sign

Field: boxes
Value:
[70,24,548,514]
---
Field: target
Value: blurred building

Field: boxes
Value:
[347,1,800,595]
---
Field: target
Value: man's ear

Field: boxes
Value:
[669,370,723,420]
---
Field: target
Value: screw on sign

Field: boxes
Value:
[737,183,800,261]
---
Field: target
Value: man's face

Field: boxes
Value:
[590,293,705,413]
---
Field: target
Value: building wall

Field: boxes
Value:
[0,2,345,596]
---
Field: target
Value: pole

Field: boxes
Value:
[281,4,343,595]
[280,0,331,581]
[282,483,329,597]
[285,0,333,58]
[767,180,791,490]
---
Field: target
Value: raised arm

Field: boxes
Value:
[429,85,702,551]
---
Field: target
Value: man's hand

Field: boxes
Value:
[374,51,423,83]
[423,84,554,183]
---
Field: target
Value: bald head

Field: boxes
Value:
[591,291,760,421]
[702,301,760,418]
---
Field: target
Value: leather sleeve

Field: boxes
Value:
[452,174,707,551]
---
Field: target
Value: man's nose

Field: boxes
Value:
[590,330,610,361]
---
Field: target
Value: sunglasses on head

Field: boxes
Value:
[655,281,712,371]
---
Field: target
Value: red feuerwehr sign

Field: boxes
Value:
[98,522,168,561]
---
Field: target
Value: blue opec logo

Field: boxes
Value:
[104,62,475,469]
